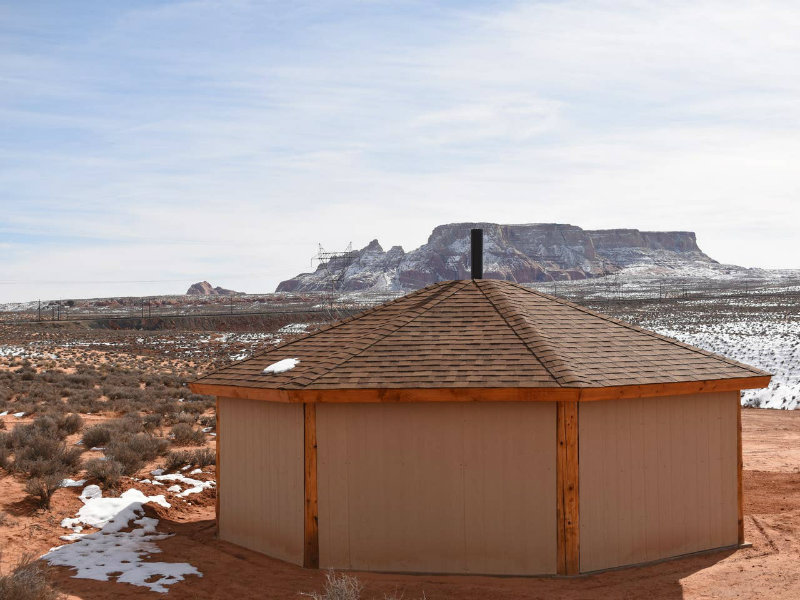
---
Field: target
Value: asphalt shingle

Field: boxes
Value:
[193,279,768,390]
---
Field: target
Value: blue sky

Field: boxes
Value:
[1,0,799,302]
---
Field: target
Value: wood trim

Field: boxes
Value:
[189,376,770,405]
[215,396,220,533]
[303,403,319,568]
[737,398,744,545]
[556,400,580,575]
[576,377,771,402]
[556,402,565,575]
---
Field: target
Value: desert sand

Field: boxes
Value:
[1,408,798,599]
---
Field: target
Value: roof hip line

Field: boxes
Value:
[503,281,767,377]
[286,280,471,388]
[475,280,586,387]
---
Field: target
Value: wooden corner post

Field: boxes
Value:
[557,400,580,575]
[304,403,320,568]
[215,397,221,533]
[737,397,744,545]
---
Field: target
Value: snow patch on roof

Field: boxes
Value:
[262,357,299,374]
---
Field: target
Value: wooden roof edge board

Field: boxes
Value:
[500,280,770,377]
[576,375,771,402]
[189,375,770,404]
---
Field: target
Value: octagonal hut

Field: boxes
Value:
[190,276,769,576]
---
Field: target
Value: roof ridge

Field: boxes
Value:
[475,280,588,387]
[501,281,769,377]
[288,280,471,388]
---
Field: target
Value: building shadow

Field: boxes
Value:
[48,515,738,600]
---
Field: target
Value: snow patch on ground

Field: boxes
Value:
[60,478,87,488]
[278,323,309,335]
[61,488,169,532]
[154,473,215,497]
[44,486,202,594]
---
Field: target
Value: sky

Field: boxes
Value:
[1,0,799,303]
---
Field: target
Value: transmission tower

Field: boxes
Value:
[312,242,359,320]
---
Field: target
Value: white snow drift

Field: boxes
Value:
[44,486,202,593]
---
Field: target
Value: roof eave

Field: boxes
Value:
[189,374,771,404]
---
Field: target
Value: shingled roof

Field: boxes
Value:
[190,280,769,401]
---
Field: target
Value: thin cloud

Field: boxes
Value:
[1,1,799,302]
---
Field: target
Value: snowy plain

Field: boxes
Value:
[539,273,800,410]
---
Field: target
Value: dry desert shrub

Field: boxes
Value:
[106,433,168,472]
[64,372,95,388]
[301,572,427,600]
[81,425,111,449]
[24,473,64,510]
[57,413,83,436]
[64,390,103,414]
[198,415,216,430]
[0,553,63,600]
[173,411,197,425]
[164,447,215,472]
[143,413,163,432]
[84,457,122,488]
[301,571,364,600]
[0,445,9,471]
[10,431,81,479]
[170,423,206,446]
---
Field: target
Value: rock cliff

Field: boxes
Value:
[186,281,240,296]
[276,223,715,292]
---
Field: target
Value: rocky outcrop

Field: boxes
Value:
[276,223,716,292]
[186,281,240,296]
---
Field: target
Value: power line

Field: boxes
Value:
[0,272,282,285]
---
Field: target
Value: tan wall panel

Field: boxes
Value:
[218,397,304,565]
[317,402,557,575]
[579,392,739,572]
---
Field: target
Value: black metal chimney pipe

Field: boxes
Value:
[470,228,483,279]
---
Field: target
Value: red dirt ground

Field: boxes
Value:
[3,408,799,599]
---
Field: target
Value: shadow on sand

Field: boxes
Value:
[48,516,736,600]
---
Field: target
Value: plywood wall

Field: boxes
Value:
[218,397,304,565]
[316,401,557,575]
[579,392,739,572]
